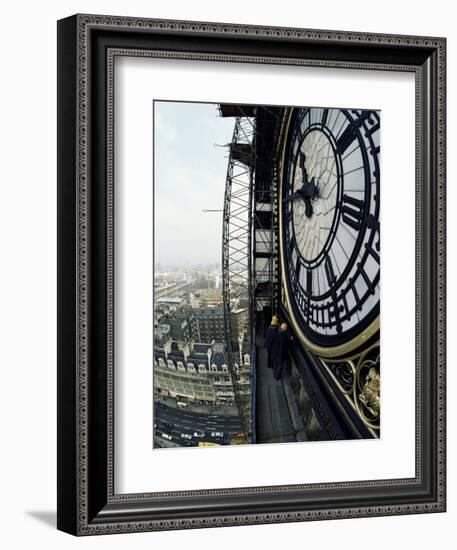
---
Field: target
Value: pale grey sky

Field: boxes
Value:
[154,101,235,267]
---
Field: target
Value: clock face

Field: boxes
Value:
[281,107,380,348]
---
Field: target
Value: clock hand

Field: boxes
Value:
[283,191,304,203]
[285,152,321,215]
[301,177,320,218]
[313,179,320,201]
[304,197,313,218]
[302,180,314,197]
[284,183,319,217]
[299,151,309,184]
[299,152,320,199]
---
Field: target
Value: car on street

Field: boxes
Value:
[180,433,192,440]
[193,431,205,438]
[211,432,224,438]
[161,432,172,441]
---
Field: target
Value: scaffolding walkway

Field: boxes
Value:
[255,336,308,444]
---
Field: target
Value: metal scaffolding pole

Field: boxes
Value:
[222,115,256,438]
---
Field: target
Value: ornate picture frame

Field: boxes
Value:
[57,14,446,535]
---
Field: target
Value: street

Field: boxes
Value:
[154,401,243,446]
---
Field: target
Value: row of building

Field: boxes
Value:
[154,340,251,403]
[154,292,251,405]
[155,300,247,347]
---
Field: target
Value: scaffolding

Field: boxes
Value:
[251,107,283,326]
[220,105,282,441]
[222,115,256,436]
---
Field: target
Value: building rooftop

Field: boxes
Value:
[186,355,207,366]
[192,343,212,355]
[170,341,180,353]
[167,350,185,363]
[192,307,224,317]
[156,297,184,304]
[211,350,227,367]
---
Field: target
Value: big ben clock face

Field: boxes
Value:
[280,107,380,350]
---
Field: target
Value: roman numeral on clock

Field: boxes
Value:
[349,279,363,311]
[359,264,377,295]
[329,303,343,333]
[285,208,293,234]
[306,269,312,295]
[321,108,329,126]
[325,256,336,287]
[337,123,357,154]
[295,258,301,281]
[341,293,350,320]
[342,194,364,231]
[351,110,374,127]
[288,235,295,256]
[365,242,380,264]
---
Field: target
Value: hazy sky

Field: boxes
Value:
[154,101,235,267]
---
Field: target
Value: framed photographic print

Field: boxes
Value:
[57,14,446,535]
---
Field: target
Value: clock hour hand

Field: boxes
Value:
[299,151,309,184]
[284,152,320,216]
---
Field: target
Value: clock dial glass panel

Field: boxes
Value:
[282,107,381,347]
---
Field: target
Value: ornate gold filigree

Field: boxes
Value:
[321,342,380,435]
[358,366,380,417]
[354,350,380,429]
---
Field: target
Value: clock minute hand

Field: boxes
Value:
[304,197,313,218]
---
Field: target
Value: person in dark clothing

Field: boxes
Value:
[262,305,272,332]
[273,323,293,380]
[264,315,279,370]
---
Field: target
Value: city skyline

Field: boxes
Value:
[155,261,222,271]
[153,103,252,447]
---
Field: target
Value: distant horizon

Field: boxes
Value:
[154,262,222,271]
